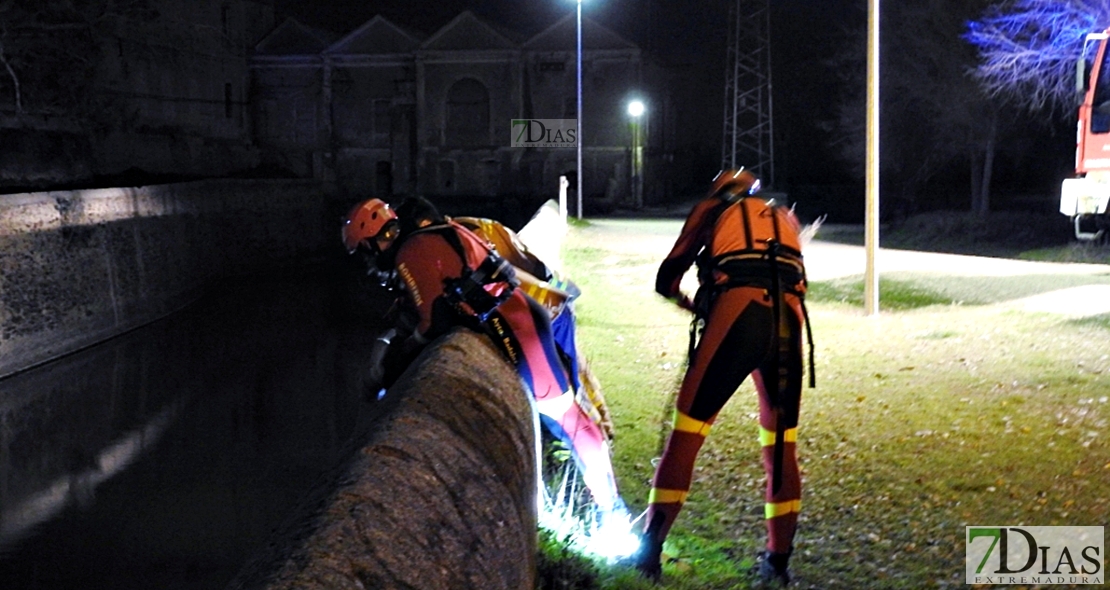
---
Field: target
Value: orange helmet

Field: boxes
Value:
[342,198,399,253]
[708,168,761,201]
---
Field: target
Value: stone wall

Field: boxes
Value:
[0,179,329,379]
[227,329,538,590]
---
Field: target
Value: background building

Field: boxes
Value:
[251,10,678,209]
[2,3,693,211]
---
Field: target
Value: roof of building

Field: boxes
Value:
[524,12,638,52]
[254,17,339,55]
[419,10,518,51]
[325,15,425,55]
[254,10,639,57]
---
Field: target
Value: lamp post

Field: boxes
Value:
[627,99,645,209]
[865,0,880,315]
[575,0,583,219]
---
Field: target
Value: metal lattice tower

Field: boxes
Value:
[721,0,774,186]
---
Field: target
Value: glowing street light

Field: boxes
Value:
[627,99,645,209]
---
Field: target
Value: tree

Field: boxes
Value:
[965,0,1110,114]
[829,0,1004,216]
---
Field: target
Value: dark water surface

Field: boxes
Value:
[0,264,388,590]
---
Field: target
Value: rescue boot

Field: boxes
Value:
[757,548,792,586]
[633,512,665,582]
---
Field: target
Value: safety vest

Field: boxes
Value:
[699,197,806,294]
[692,196,815,390]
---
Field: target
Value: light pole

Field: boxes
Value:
[627,99,644,209]
[865,0,880,315]
[574,0,584,219]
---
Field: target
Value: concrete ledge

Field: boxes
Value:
[229,329,538,590]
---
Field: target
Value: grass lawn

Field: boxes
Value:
[540,218,1110,590]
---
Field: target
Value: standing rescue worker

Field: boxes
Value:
[634,170,813,585]
[342,197,624,517]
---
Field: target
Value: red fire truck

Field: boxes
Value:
[1062,29,1110,240]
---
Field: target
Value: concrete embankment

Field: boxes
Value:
[0,179,331,379]
[227,329,538,590]
[226,203,567,590]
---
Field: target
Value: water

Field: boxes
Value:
[0,263,391,590]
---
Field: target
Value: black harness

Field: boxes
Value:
[417,223,520,323]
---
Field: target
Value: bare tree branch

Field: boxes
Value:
[966,0,1110,113]
[0,37,23,113]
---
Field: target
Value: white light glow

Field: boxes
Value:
[627,100,645,118]
[538,460,642,562]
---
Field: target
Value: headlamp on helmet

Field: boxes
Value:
[708,168,761,203]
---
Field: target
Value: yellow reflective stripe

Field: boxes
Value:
[649,488,689,505]
[764,499,802,519]
[521,282,546,299]
[759,427,797,447]
[673,411,712,436]
[480,219,497,238]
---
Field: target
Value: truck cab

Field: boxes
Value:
[1062,29,1110,240]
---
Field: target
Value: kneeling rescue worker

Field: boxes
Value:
[341,197,624,517]
[448,212,613,440]
[634,169,815,585]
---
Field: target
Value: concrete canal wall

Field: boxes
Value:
[0,179,330,379]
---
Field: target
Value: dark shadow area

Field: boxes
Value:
[0,166,303,196]
[0,261,391,590]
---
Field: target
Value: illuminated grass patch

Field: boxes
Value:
[1067,313,1110,330]
[806,277,964,309]
[534,220,1110,589]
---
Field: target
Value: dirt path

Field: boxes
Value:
[523,212,1110,318]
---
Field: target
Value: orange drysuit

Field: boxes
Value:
[644,195,808,556]
[393,221,622,512]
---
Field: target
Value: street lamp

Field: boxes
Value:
[574,0,583,219]
[627,99,645,209]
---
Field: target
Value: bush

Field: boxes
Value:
[883,210,1074,256]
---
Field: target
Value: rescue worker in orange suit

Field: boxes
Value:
[634,169,813,585]
[394,197,614,441]
[450,214,613,440]
[342,197,624,517]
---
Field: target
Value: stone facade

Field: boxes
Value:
[0,0,275,188]
[251,11,667,207]
[93,0,276,177]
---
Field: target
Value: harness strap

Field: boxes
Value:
[713,244,803,265]
[687,197,816,412]
[801,298,816,388]
[766,238,787,495]
[416,223,519,322]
